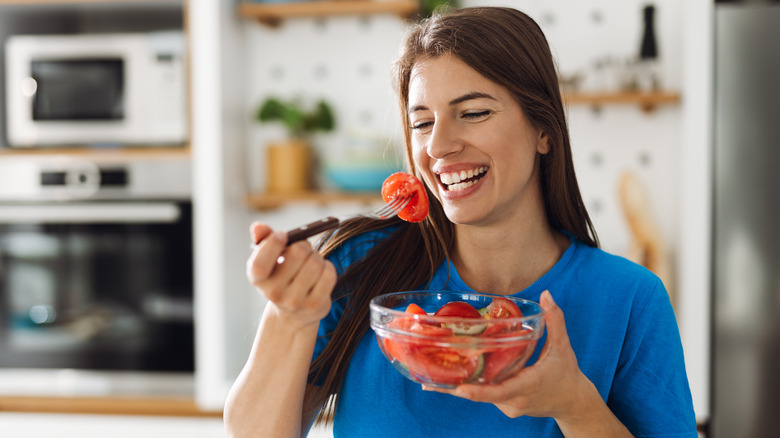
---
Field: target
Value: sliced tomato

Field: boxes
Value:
[404,303,427,315]
[382,315,452,365]
[481,344,529,383]
[381,172,430,223]
[482,297,524,337]
[486,297,523,319]
[433,301,481,318]
[405,345,482,385]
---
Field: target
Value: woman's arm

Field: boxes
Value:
[223,224,337,438]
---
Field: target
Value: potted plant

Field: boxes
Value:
[256,96,335,193]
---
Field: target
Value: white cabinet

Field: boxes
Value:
[0,413,225,438]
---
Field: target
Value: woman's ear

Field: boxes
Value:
[537,131,550,154]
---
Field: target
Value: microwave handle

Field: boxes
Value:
[0,202,181,224]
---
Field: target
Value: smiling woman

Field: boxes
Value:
[225,7,697,438]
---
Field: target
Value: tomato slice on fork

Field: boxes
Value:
[381,172,430,223]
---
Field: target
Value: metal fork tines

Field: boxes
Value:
[285,196,411,244]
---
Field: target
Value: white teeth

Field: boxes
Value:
[447,180,476,191]
[438,166,487,191]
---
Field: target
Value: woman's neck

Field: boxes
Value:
[450,219,569,294]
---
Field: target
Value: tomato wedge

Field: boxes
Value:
[404,303,427,315]
[405,345,482,385]
[482,297,524,338]
[381,172,429,223]
[433,301,481,318]
[481,344,529,383]
[486,297,523,319]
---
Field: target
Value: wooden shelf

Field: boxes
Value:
[247,190,380,210]
[564,91,681,112]
[237,0,419,27]
[0,146,191,163]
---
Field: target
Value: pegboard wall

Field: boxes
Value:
[242,0,685,289]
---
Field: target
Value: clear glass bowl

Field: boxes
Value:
[370,291,545,388]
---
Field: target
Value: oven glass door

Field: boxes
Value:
[0,201,193,372]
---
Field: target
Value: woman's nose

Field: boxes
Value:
[426,119,465,159]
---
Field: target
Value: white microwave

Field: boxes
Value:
[4,32,188,148]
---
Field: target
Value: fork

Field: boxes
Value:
[284,196,412,245]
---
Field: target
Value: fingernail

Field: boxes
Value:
[272,230,286,242]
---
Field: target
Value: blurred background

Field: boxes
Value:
[0,0,776,437]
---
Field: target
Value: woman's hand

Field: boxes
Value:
[424,291,632,436]
[246,222,337,329]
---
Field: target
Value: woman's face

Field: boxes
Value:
[407,54,549,227]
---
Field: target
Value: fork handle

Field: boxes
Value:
[286,216,340,244]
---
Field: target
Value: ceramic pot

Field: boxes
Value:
[266,139,312,193]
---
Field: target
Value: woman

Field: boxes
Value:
[224,7,697,438]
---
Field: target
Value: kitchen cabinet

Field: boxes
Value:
[0,0,207,419]
[0,0,189,161]
[237,0,419,27]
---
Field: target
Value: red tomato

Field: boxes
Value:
[405,345,482,385]
[433,301,482,318]
[486,297,523,319]
[404,303,427,315]
[482,297,524,337]
[481,344,529,383]
[381,172,430,223]
[382,316,452,365]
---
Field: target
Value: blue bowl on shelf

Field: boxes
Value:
[325,165,398,192]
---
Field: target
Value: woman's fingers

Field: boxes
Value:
[250,221,273,245]
[247,228,288,284]
[245,223,335,323]
[537,290,570,360]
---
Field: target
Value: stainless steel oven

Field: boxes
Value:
[0,156,193,395]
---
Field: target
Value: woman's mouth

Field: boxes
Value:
[437,166,488,191]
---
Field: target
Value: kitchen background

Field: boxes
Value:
[0,0,758,436]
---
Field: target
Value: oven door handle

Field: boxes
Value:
[0,202,181,224]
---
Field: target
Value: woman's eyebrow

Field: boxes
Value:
[449,91,496,106]
[408,91,497,114]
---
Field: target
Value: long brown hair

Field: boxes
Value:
[307,6,598,425]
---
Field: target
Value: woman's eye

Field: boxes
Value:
[462,110,491,120]
[411,121,433,130]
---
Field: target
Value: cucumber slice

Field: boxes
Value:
[468,354,485,382]
[446,322,487,335]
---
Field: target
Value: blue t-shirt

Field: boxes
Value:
[313,228,697,437]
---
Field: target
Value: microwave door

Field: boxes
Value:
[31,58,125,122]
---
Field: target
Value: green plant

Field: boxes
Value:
[418,0,460,19]
[256,97,335,139]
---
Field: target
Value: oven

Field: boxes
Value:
[0,156,194,395]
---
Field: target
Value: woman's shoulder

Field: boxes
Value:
[573,239,657,279]
[565,238,665,299]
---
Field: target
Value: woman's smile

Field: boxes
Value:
[437,165,489,191]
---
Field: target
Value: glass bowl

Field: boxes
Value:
[370,291,545,388]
